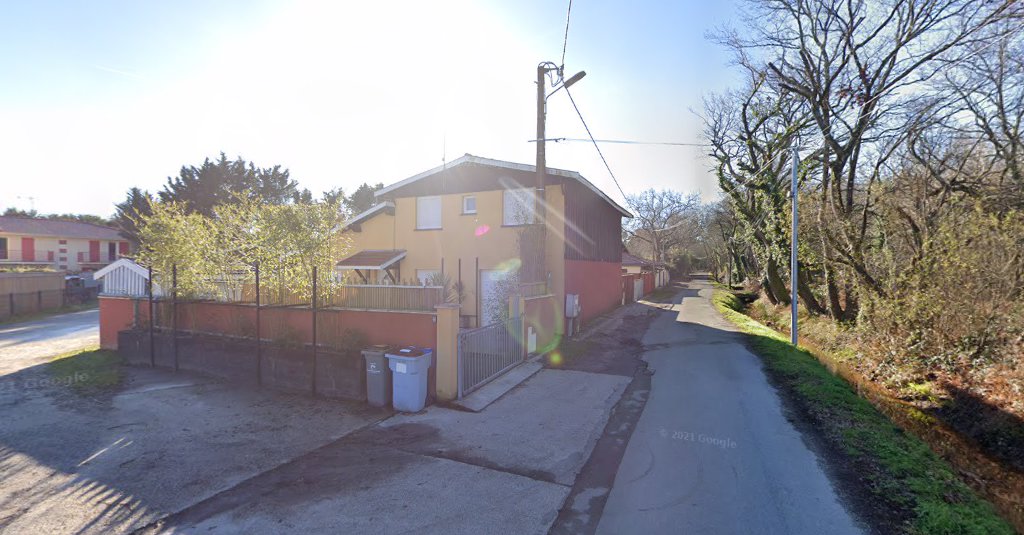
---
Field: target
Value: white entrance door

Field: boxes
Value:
[480,269,513,326]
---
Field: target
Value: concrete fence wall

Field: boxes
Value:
[522,294,559,354]
[100,295,458,402]
[0,272,68,318]
[99,297,437,351]
[116,329,365,400]
[0,271,65,294]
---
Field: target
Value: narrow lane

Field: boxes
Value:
[0,309,99,375]
[596,279,863,534]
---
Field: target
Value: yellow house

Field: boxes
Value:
[338,154,631,331]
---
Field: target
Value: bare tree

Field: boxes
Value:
[940,24,1024,210]
[714,0,1021,319]
[703,70,827,312]
[623,189,700,264]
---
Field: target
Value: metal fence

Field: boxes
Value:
[136,263,443,394]
[0,287,98,320]
[458,315,524,398]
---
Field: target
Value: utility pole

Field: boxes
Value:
[534,63,585,285]
[536,64,549,203]
[534,63,555,285]
[790,145,799,346]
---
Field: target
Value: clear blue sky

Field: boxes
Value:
[1,0,742,217]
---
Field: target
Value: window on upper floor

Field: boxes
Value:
[0,237,7,260]
[462,195,477,215]
[503,188,536,226]
[416,196,442,230]
[416,269,440,286]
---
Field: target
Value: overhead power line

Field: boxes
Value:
[560,0,573,69]
[529,137,708,147]
[563,86,631,207]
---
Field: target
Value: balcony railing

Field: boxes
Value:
[327,284,445,312]
[0,249,53,263]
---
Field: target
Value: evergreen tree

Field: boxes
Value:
[114,187,154,246]
[344,182,383,214]
[158,153,299,216]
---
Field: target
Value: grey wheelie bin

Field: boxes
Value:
[362,345,392,408]
[386,346,433,412]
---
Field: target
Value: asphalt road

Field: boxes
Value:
[0,308,99,374]
[597,279,865,534]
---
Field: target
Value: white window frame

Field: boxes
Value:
[462,195,477,215]
[416,269,440,286]
[503,188,536,226]
[416,196,442,230]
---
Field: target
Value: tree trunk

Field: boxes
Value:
[765,257,790,306]
[841,283,859,322]
[797,273,827,315]
[825,266,845,320]
[762,275,780,304]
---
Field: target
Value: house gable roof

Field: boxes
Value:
[0,216,123,240]
[343,201,394,230]
[622,252,652,267]
[336,249,407,270]
[93,258,148,279]
[374,154,632,218]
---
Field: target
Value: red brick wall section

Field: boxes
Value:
[99,297,138,350]
[336,310,437,349]
[565,259,623,327]
[187,303,437,349]
[102,298,438,352]
[524,294,560,353]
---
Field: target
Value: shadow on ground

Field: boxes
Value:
[0,353,387,535]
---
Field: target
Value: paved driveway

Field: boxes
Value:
[0,310,389,534]
[141,369,629,534]
[597,280,864,534]
[0,309,99,375]
[0,309,628,534]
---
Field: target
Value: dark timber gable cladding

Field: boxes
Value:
[563,180,622,262]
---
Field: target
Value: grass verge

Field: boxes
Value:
[713,290,1013,535]
[48,347,124,393]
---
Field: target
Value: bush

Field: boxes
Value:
[864,209,1024,383]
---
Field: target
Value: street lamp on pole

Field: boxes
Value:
[536,63,586,199]
[533,62,585,283]
[790,144,799,346]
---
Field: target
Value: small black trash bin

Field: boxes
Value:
[362,345,392,407]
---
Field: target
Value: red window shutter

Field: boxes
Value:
[118,241,130,256]
[21,238,35,262]
[89,240,100,262]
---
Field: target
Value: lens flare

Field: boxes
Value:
[548,351,563,366]
[494,258,522,273]
[475,224,490,237]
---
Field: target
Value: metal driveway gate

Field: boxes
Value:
[458,315,524,398]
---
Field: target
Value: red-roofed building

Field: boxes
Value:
[0,216,131,273]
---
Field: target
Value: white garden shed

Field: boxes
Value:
[93,259,163,297]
